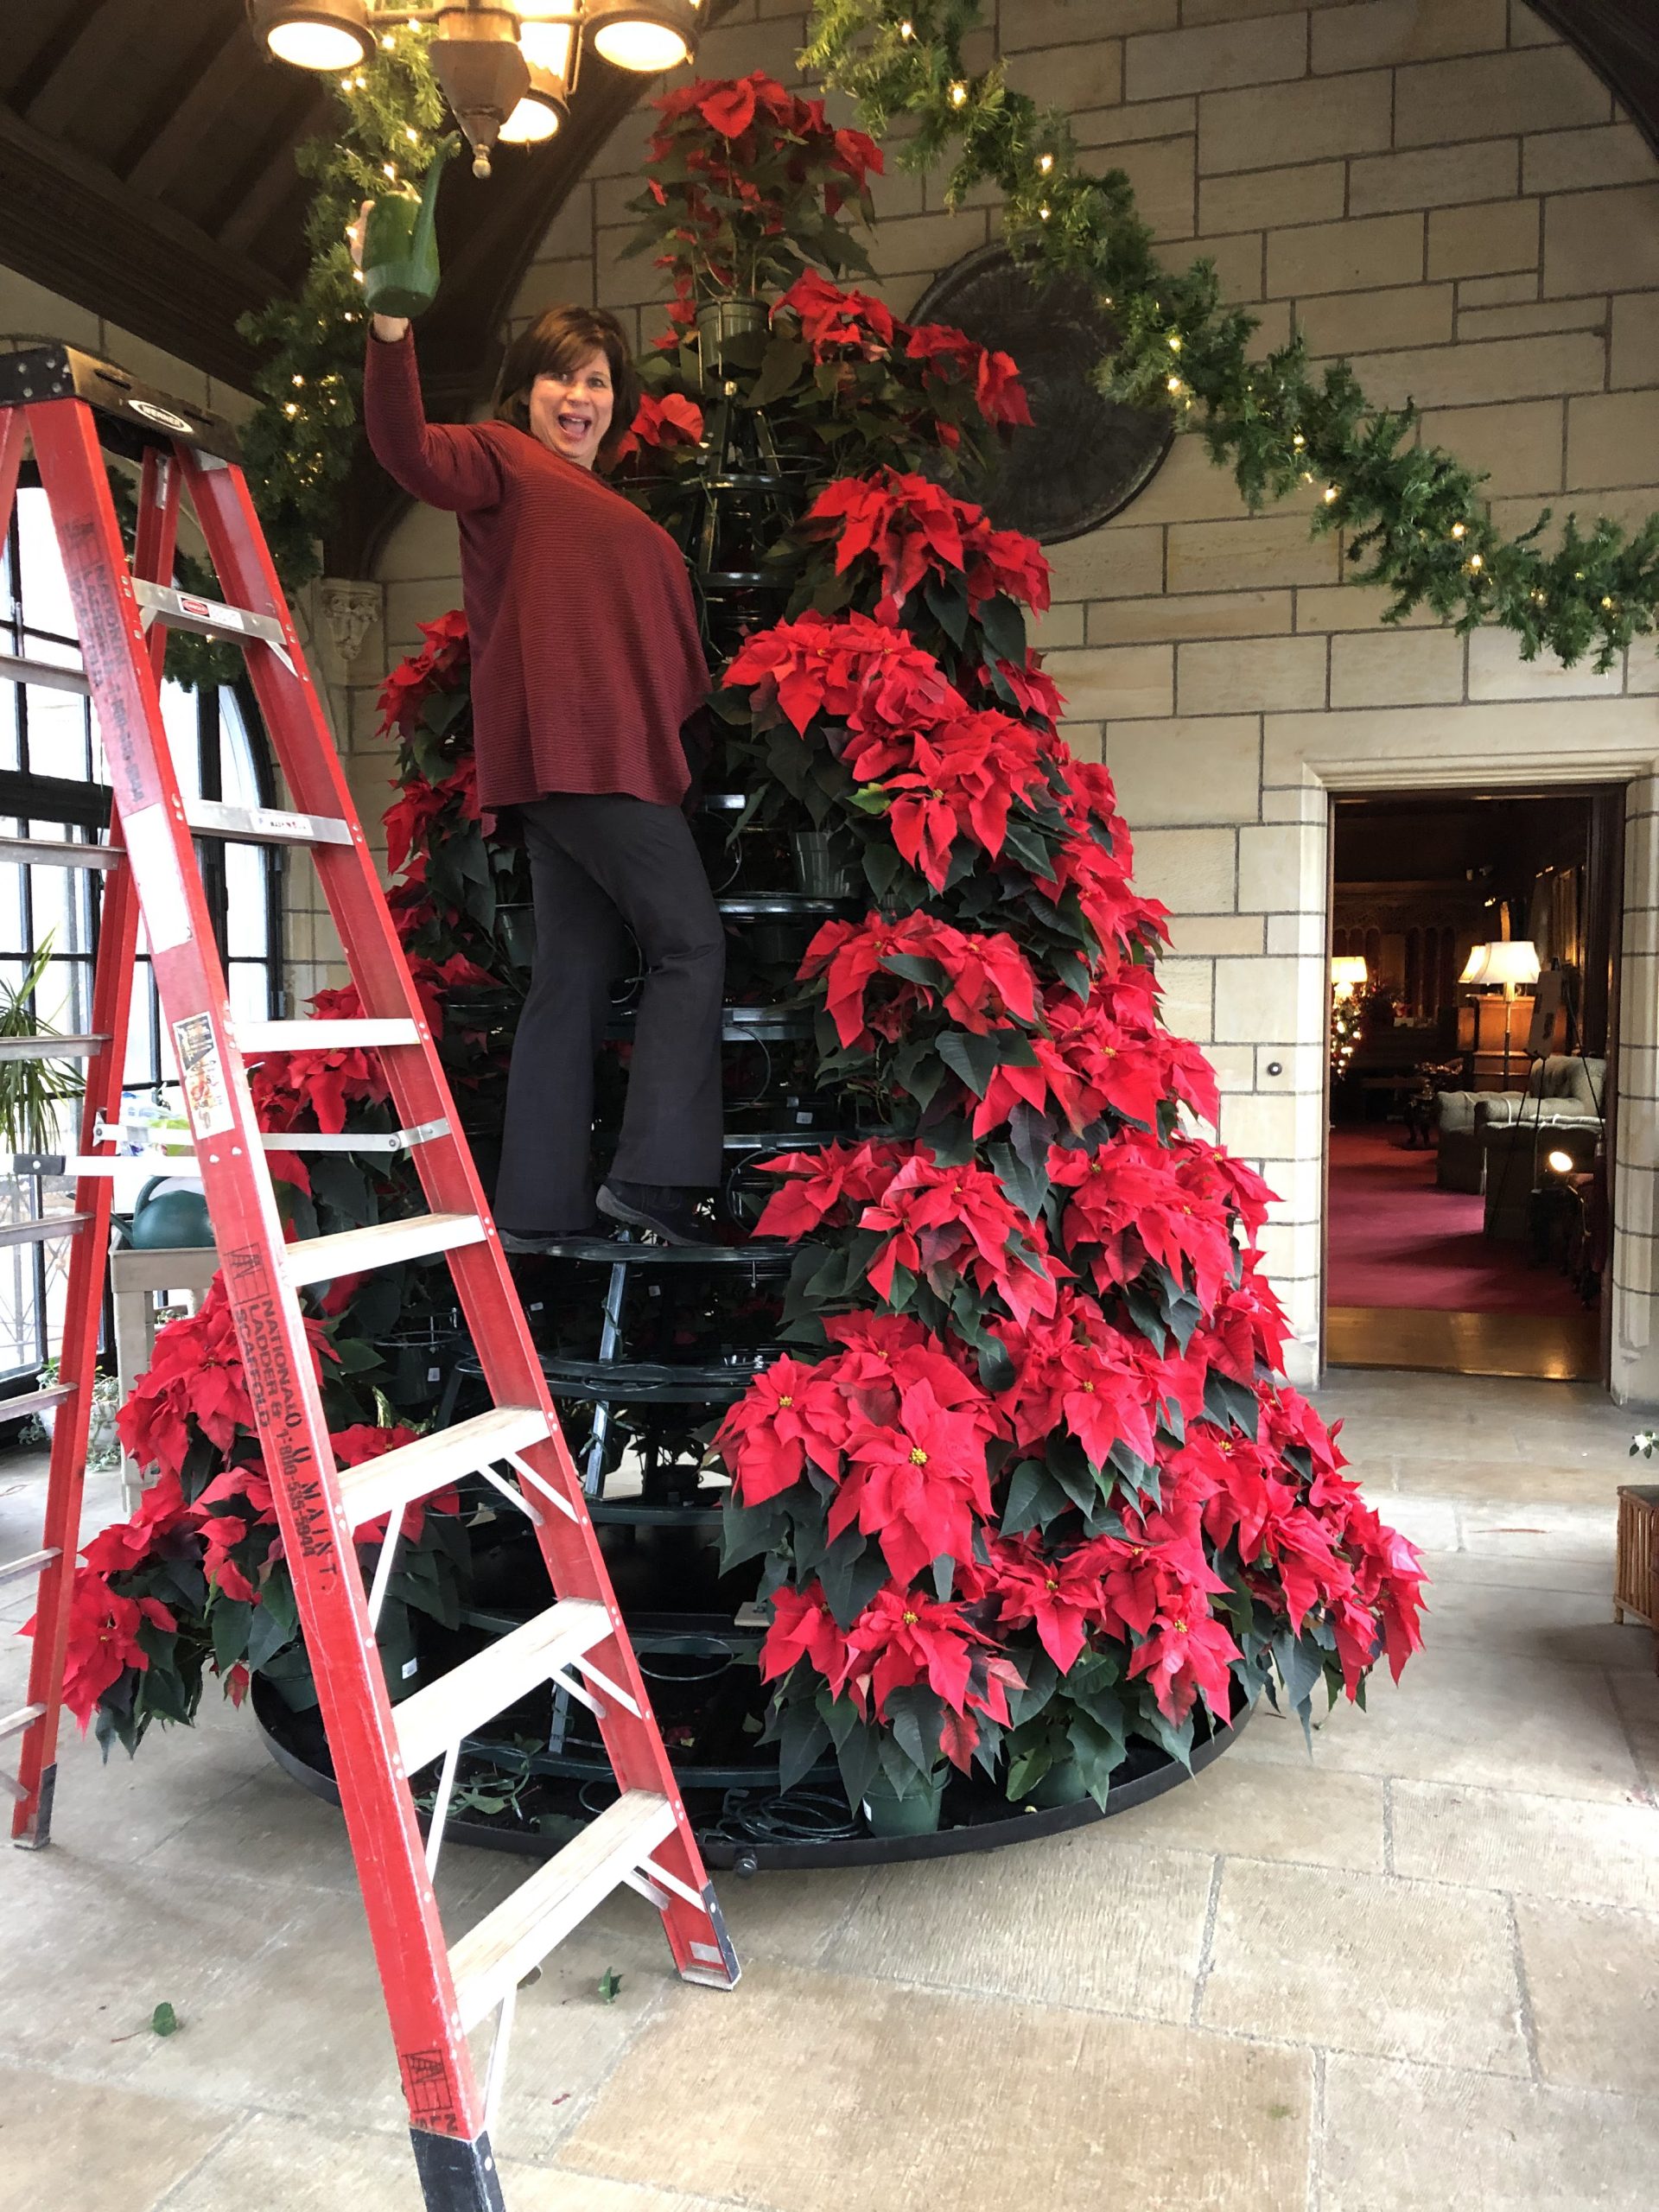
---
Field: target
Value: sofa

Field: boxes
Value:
[1435,1054,1606,1194]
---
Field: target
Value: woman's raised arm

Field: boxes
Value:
[350,199,501,513]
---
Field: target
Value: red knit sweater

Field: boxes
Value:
[363,330,708,810]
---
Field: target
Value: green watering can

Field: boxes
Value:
[361,137,457,321]
[128,1176,213,1252]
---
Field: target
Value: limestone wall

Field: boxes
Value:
[370,0,1659,1396]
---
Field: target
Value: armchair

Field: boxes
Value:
[1435,1055,1606,1193]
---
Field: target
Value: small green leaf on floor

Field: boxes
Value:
[1266,2103,1293,2121]
[150,2002,180,2037]
[597,1968,623,2005]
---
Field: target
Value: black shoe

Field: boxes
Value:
[596,1180,719,1246]
[498,1223,600,1253]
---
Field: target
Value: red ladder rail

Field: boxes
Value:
[4,346,737,2212]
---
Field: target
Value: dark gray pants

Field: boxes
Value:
[493,794,725,1234]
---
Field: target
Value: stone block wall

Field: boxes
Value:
[368,0,1659,1396]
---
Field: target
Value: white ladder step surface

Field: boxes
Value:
[0,1213,89,1249]
[0,1548,59,1586]
[0,1703,46,1743]
[184,798,352,849]
[0,835,116,869]
[241,1019,420,1052]
[449,1789,679,2031]
[0,1035,106,1061]
[0,1384,73,1424]
[396,1599,611,1777]
[283,1211,485,1287]
[336,1404,551,1529]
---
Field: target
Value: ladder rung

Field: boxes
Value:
[0,1703,47,1744]
[448,1789,679,2031]
[283,1211,486,1287]
[184,798,353,849]
[241,1020,420,1052]
[258,1119,448,1156]
[0,835,116,869]
[131,580,296,676]
[0,1035,107,1061]
[0,1384,74,1422]
[0,1213,90,1249]
[396,1599,610,1777]
[336,1404,551,1529]
[0,1547,60,1585]
[0,652,90,698]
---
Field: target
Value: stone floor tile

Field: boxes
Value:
[502,2173,747,2212]
[139,1765,410,1896]
[1392,1778,1659,1909]
[582,1862,874,1970]
[820,1825,1212,2019]
[1408,1574,1649,1666]
[1198,1857,1529,2074]
[1422,1548,1615,1598]
[1458,1499,1618,1562]
[0,1848,303,2076]
[1517,1897,1659,2098]
[137,1881,667,2158]
[1384,1455,1627,1506]
[1111,1756,1387,1873]
[562,1962,1313,2212]
[1356,1493,1461,1552]
[0,2063,236,2212]
[1319,2050,1659,2210]
[1228,1643,1647,1801]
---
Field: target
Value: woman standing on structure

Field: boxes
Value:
[356,218,723,1248]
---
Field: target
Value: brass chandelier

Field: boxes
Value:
[250,2,702,174]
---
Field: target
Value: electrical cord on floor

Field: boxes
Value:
[707,1787,862,1859]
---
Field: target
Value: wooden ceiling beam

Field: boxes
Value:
[24,0,152,138]
[0,100,272,388]
[125,24,263,197]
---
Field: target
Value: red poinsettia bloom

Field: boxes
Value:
[773,270,895,359]
[752,1137,911,1241]
[610,391,705,465]
[724,607,964,740]
[1049,1135,1240,1311]
[115,1276,334,1485]
[803,471,1052,625]
[983,649,1066,728]
[52,1576,176,1724]
[830,1377,995,1584]
[759,1580,851,1683]
[800,911,1039,1052]
[1130,1607,1240,1724]
[831,1580,1022,1765]
[715,1354,852,1505]
[860,1148,1065,1328]
[904,321,1033,428]
[991,1287,1164,1474]
[855,710,1049,889]
[978,1534,1107,1674]
[375,607,469,742]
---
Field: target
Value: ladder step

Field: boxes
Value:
[0,1704,47,1744]
[258,1119,449,1156]
[0,835,116,869]
[0,1035,107,1062]
[396,1599,611,1777]
[0,1213,90,1249]
[448,1789,679,2031]
[241,1020,420,1052]
[183,798,353,849]
[131,580,296,675]
[283,1211,486,1287]
[0,1384,74,1423]
[0,651,90,699]
[0,1547,60,1586]
[336,1404,551,1529]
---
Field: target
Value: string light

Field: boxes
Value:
[1450,523,1466,538]
[949,80,968,105]
[1166,374,1184,393]
[1292,432,1305,448]
[1039,203,1052,221]
[291,373,305,387]
[1323,485,1340,503]
[382,162,397,180]
[1038,152,1055,175]
[1602,594,1616,609]
[899,18,914,36]
[1167,334,1182,353]
[1467,553,1484,571]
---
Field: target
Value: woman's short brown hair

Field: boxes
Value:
[493,305,640,469]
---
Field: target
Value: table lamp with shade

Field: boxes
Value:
[1459,938,1541,1082]
[1330,954,1370,996]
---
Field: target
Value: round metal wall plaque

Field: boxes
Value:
[912,242,1173,543]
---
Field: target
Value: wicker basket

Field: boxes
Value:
[1614,1484,1659,1647]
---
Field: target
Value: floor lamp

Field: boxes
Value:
[1460,939,1541,1087]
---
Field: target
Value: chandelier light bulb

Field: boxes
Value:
[254,0,373,71]
[587,0,701,73]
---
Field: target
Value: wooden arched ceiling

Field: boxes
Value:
[0,1,1652,571]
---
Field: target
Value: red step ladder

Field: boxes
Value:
[0,343,737,2212]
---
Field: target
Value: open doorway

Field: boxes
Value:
[1324,786,1622,1382]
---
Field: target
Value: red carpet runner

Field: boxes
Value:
[1326,1126,1584,1316]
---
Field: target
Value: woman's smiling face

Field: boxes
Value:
[527,346,615,468]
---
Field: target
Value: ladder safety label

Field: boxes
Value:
[174,1013,235,1139]
[124,803,194,951]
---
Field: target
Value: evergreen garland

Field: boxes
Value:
[802,0,1659,671]
[234,24,448,591]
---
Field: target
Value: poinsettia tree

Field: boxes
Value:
[51,72,1425,1812]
